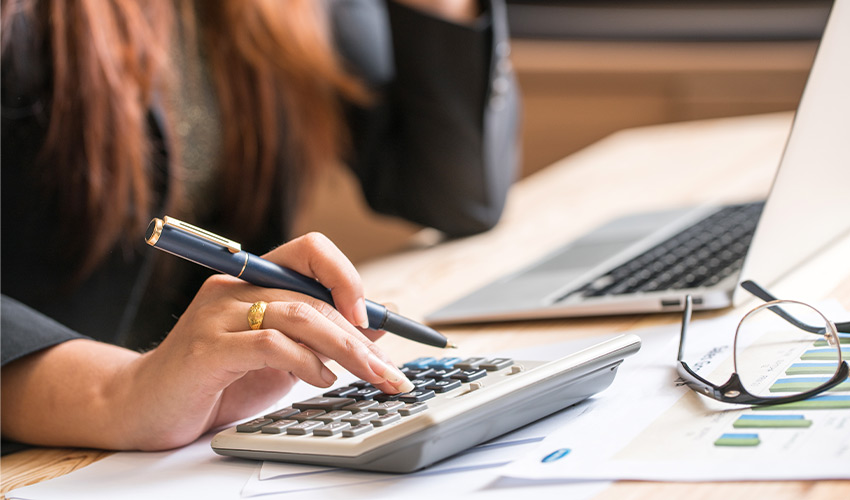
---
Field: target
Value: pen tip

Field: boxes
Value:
[446,341,459,349]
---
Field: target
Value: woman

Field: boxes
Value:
[0,0,519,453]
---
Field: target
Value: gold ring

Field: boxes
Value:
[247,301,268,330]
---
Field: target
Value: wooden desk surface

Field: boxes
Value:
[3,113,848,499]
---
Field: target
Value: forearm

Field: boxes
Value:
[1,339,148,450]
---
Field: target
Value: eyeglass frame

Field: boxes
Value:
[676,280,849,406]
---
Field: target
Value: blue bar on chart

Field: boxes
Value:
[733,414,812,428]
[714,433,760,447]
[753,394,850,411]
[800,348,850,361]
[769,376,850,393]
[786,363,841,375]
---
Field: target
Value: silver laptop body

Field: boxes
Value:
[427,0,850,325]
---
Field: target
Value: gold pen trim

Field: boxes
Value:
[162,216,242,253]
[236,253,249,278]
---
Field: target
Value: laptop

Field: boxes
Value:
[427,0,850,325]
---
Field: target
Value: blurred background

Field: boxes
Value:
[294,0,831,263]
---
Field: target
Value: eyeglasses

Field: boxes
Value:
[677,280,850,406]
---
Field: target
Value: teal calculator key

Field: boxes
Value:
[428,357,464,370]
[403,357,436,370]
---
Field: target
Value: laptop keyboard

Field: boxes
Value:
[558,201,765,301]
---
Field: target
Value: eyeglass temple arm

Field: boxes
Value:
[740,280,850,334]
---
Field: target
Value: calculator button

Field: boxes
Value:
[261,419,298,434]
[427,357,464,370]
[314,422,351,436]
[322,386,359,397]
[373,392,403,402]
[371,413,402,427]
[411,378,435,389]
[342,400,378,412]
[286,421,323,435]
[293,397,355,411]
[342,423,374,437]
[454,357,486,370]
[426,379,462,393]
[236,418,273,433]
[314,410,352,423]
[405,368,436,379]
[264,407,300,420]
[293,409,326,421]
[398,403,428,416]
[342,411,379,425]
[349,388,383,400]
[371,401,405,415]
[451,369,487,382]
[403,357,436,370]
[479,358,514,371]
[399,390,436,403]
[349,379,372,388]
[431,368,461,380]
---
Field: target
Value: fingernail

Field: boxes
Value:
[367,353,413,391]
[321,365,337,386]
[354,298,370,329]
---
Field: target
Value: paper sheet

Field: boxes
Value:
[506,303,850,482]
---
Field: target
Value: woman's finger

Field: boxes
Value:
[262,232,369,330]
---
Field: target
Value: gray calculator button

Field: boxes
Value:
[343,411,379,425]
[371,413,402,427]
[293,409,326,421]
[479,358,514,371]
[399,390,436,403]
[343,400,378,412]
[264,407,300,420]
[454,357,486,370]
[314,410,351,423]
[287,421,324,435]
[431,368,461,379]
[236,418,273,433]
[398,403,428,416]
[314,422,351,436]
[293,397,356,411]
[371,401,405,415]
[342,423,374,437]
[426,379,462,393]
[261,419,298,434]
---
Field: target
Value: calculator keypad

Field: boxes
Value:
[235,356,514,439]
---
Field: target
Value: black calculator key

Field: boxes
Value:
[399,390,436,403]
[431,368,461,379]
[480,358,514,371]
[349,388,383,400]
[373,392,403,402]
[426,379,461,393]
[451,369,487,382]
[411,378,435,389]
[264,407,300,420]
[323,386,359,397]
[405,368,436,379]
[236,418,273,433]
[348,379,373,388]
[293,397,355,411]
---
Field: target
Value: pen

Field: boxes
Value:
[145,216,456,349]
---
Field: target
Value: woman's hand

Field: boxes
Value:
[392,0,479,24]
[1,233,413,451]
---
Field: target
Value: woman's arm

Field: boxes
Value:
[1,233,414,451]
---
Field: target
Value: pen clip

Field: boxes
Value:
[161,216,242,253]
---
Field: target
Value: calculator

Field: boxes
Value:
[211,334,640,472]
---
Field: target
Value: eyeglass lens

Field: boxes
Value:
[734,300,844,399]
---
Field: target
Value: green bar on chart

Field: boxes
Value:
[786,363,840,375]
[800,348,849,361]
[753,395,850,411]
[769,376,850,393]
[733,414,812,428]
[714,433,760,447]
[813,333,850,346]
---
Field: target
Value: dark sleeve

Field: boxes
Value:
[1,295,88,367]
[333,0,520,237]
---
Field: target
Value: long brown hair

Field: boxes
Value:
[2,0,364,278]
